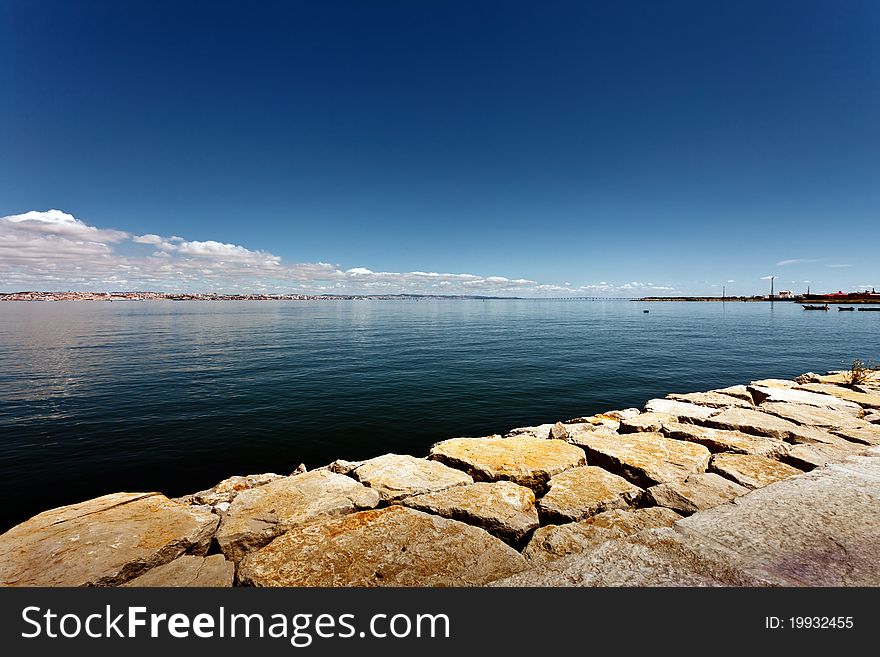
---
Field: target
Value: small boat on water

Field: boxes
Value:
[858,307,880,312]
[838,306,855,311]
[802,304,829,310]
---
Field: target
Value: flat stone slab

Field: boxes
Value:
[748,385,862,411]
[429,435,586,490]
[523,507,681,563]
[831,425,880,446]
[216,470,381,563]
[352,453,473,501]
[401,481,538,543]
[647,473,749,515]
[644,398,717,422]
[710,453,802,489]
[699,407,838,444]
[0,492,218,586]
[757,401,864,429]
[864,411,880,424]
[711,384,754,402]
[496,527,769,586]
[666,391,753,409]
[798,383,880,410]
[673,457,880,585]
[122,554,234,587]
[504,423,555,439]
[618,412,676,433]
[572,431,711,487]
[537,466,643,523]
[785,439,868,470]
[661,421,789,457]
[750,378,797,389]
[237,506,527,586]
[180,472,285,508]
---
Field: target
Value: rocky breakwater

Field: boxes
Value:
[2,369,880,587]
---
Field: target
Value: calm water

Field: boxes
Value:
[1,299,878,530]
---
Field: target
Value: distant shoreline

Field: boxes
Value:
[0,291,636,302]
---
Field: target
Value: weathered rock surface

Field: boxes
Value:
[646,473,749,515]
[352,453,473,501]
[0,492,218,586]
[572,431,711,487]
[618,412,676,433]
[325,459,364,475]
[537,466,642,523]
[797,383,880,410]
[122,554,234,587]
[563,413,622,431]
[757,401,864,429]
[830,425,880,446]
[672,457,880,585]
[666,391,752,409]
[748,385,862,411]
[216,470,381,563]
[401,481,538,542]
[699,407,837,443]
[750,378,797,389]
[523,507,682,563]
[497,528,770,586]
[644,398,717,422]
[864,411,880,424]
[710,453,802,489]
[430,435,585,490]
[238,506,527,586]
[711,384,754,402]
[498,456,880,586]
[660,421,789,457]
[178,472,286,508]
[505,424,554,439]
[784,439,868,470]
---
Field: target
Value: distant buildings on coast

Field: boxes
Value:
[640,289,880,303]
[0,291,523,302]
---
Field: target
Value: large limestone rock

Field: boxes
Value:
[831,425,880,446]
[711,384,754,402]
[504,423,555,439]
[644,399,717,422]
[710,453,802,489]
[401,481,538,543]
[661,421,789,457]
[798,383,880,410]
[785,439,868,470]
[750,378,797,389]
[352,454,473,501]
[757,401,864,429]
[123,554,234,587]
[237,506,526,586]
[646,473,749,515]
[523,507,682,563]
[748,385,862,411]
[863,411,880,424]
[666,391,752,409]
[572,431,711,487]
[618,412,676,433]
[700,407,838,444]
[672,457,880,585]
[496,528,770,586]
[429,434,585,490]
[537,466,643,523]
[178,473,285,508]
[0,492,218,587]
[216,470,380,563]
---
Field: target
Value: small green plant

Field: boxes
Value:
[844,359,875,386]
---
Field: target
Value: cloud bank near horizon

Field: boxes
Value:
[0,210,677,297]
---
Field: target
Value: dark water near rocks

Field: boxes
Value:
[1,299,877,530]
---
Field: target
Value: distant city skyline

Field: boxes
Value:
[1,1,878,296]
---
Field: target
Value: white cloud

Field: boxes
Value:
[0,209,679,296]
[775,258,820,267]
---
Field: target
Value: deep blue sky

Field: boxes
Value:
[1,0,878,295]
